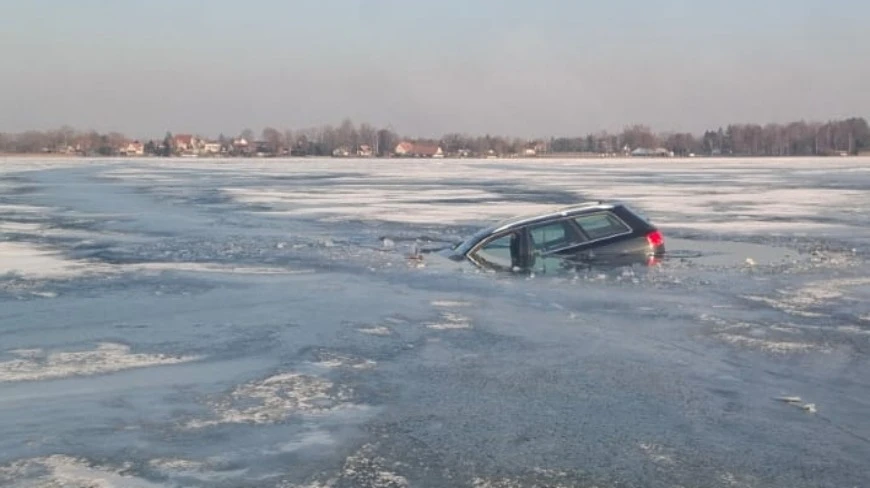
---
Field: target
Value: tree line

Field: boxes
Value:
[0,126,129,156]
[1,117,868,157]
[546,118,870,157]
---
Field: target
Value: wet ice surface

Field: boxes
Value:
[1,157,869,487]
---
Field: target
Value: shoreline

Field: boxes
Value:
[2,153,868,162]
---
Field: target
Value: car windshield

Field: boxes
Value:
[453,225,497,254]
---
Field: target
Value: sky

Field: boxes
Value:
[2,0,869,139]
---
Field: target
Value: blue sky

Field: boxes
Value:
[2,0,868,138]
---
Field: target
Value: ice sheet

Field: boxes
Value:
[2,156,869,487]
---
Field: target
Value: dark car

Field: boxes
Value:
[448,201,665,273]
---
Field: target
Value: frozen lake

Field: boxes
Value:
[1,156,869,487]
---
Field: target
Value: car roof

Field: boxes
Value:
[450,200,628,258]
[490,200,620,233]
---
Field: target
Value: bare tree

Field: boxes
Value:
[107,131,127,148]
[320,124,339,154]
[663,132,697,156]
[261,127,284,154]
[377,128,398,156]
[336,118,358,150]
[621,125,657,150]
[358,123,376,149]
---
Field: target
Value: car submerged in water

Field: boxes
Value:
[445,201,665,273]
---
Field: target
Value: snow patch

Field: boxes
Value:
[716,333,819,353]
[701,314,822,353]
[148,458,209,473]
[278,444,408,488]
[133,262,312,275]
[0,241,309,281]
[336,444,409,488]
[431,299,472,307]
[0,455,165,488]
[471,468,572,488]
[638,442,676,465]
[0,203,57,214]
[29,290,59,298]
[719,471,757,488]
[357,326,392,336]
[744,278,870,318]
[311,351,376,370]
[148,458,248,483]
[261,431,337,455]
[0,242,105,279]
[426,312,472,330]
[0,221,44,233]
[836,325,870,335]
[0,343,200,383]
[774,396,817,413]
[186,372,354,428]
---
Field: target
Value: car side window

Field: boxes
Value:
[528,220,583,253]
[472,233,514,269]
[574,213,631,240]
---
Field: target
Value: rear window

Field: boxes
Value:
[620,204,653,226]
[574,213,631,240]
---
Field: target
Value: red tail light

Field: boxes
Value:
[646,230,664,248]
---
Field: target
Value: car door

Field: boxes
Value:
[525,218,588,273]
[571,211,640,266]
[467,230,533,272]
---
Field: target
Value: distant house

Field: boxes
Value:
[253,141,274,156]
[357,144,374,157]
[173,134,198,154]
[630,147,674,157]
[332,146,351,157]
[120,141,145,156]
[231,138,250,156]
[201,141,222,155]
[394,141,443,158]
[394,142,413,155]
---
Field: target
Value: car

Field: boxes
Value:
[446,201,665,273]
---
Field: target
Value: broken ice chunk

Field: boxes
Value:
[775,396,802,404]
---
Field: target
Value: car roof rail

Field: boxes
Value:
[491,201,617,233]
